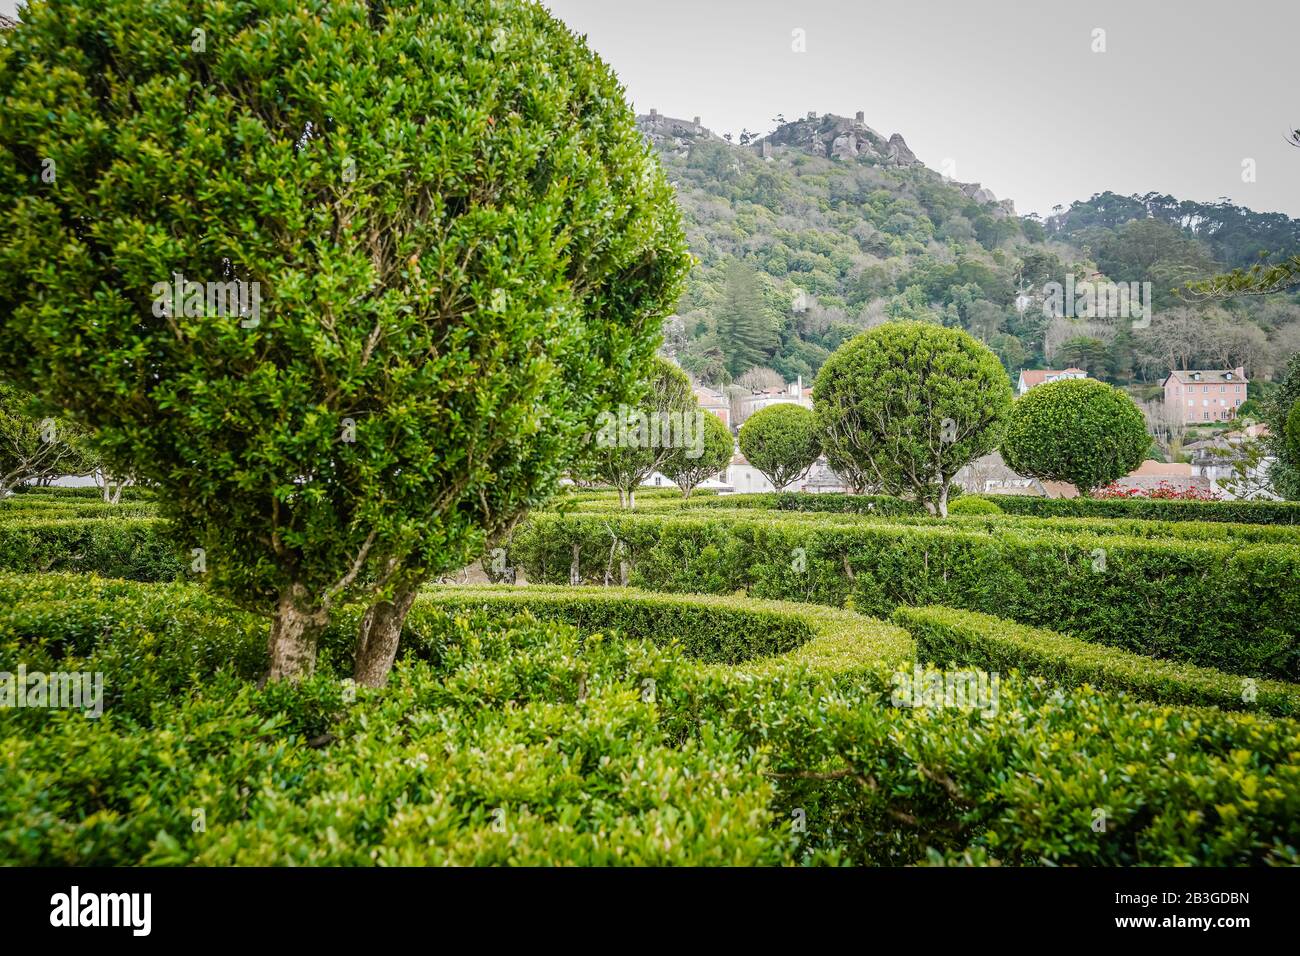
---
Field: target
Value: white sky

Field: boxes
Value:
[542,0,1300,219]
[5,0,1297,219]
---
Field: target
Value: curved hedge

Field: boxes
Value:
[421,584,915,677]
[511,511,1300,680]
[2,572,1298,865]
[980,493,1300,525]
[894,605,1300,717]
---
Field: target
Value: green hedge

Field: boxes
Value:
[894,605,1300,717]
[635,506,1300,545]
[0,519,182,580]
[510,511,1300,680]
[981,494,1300,525]
[0,499,159,520]
[7,485,156,502]
[683,492,926,516]
[421,584,914,677]
[1,573,1297,865]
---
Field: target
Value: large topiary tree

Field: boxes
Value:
[737,403,820,491]
[813,321,1012,516]
[661,409,733,499]
[0,0,689,684]
[1001,378,1149,496]
[587,356,696,509]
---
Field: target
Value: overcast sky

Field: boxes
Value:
[5,0,1296,219]
[541,0,1299,219]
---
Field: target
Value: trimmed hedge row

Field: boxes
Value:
[565,492,1300,544]
[894,605,1300,717]
[6,485,156,502]
[681,492,926,516]
[981,493,1300,525]
[0,519,182,580]
[2,573,1298,865]
[600,504,1300,545]
[0,499,159,520]
[510,511,1300,680]
[421,584,915,677]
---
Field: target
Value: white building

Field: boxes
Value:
[1016,368,1086,396]
[734,377,813,426]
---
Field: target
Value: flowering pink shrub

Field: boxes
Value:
[1094,480,1220,501]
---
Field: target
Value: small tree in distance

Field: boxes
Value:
[587,357,696,509]
[1001,378,1149,496]
[0,384,93,495]
[814,321,1012,516]
[661,410,733,498]
[738,403,821,491]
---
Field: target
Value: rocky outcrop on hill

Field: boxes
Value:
[755,111,923,168]
[636,107,1016,216]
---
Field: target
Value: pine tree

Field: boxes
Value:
[714,260,778,377]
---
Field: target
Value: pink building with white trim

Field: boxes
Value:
[1162,367,1247,425]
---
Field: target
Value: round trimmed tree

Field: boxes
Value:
[0,0,689,684]
[587,356,696,509]
[661,409,733,499]
[813,321,1012,516]
[737,403,821,491]
[1001,378,1149,495]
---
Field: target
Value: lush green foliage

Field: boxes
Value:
[813,321,1012,513]
[895,605,1300,717]
[2,573,1297,866]
[737,403,821,491]
[511,510,1300,679]
[0,519,181,580]
[0,0,689,679]
[1002,379,1149,494]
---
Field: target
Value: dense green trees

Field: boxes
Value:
[737,403,821,490]
[0,0,688,684]
[661,410,733,498]
[813,321,1012,515]
[658,124,1300,388]
[1001,379,1149,495]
